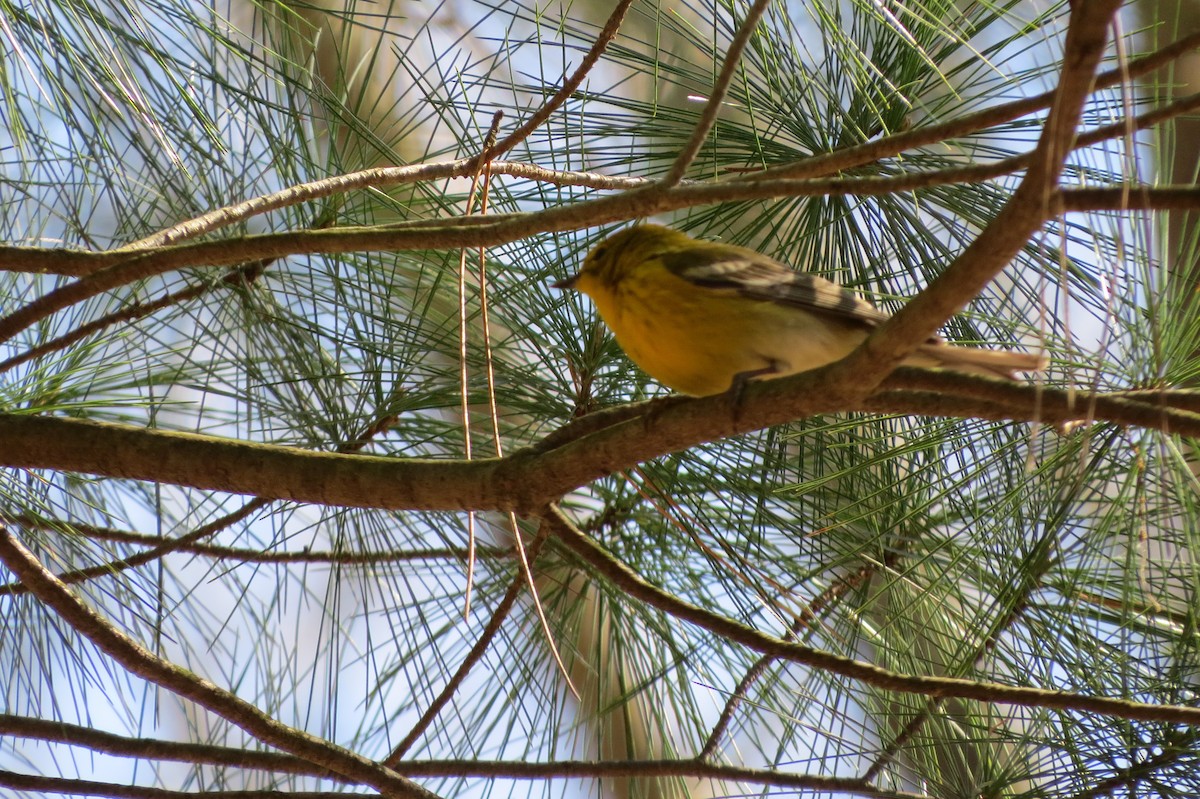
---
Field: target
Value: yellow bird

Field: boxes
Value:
[555,224,1044,397]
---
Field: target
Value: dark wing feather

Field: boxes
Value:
[659,247,895,331]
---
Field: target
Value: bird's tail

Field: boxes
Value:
[911,343,1047,380]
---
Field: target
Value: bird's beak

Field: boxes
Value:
[552,274,579,290]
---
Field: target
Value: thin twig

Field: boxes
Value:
[1066,729,1200,799]
[0,498,268,598]
[3,516,513,565]
[485,0,637,162]
[383,525,551,766]
[0,769,347,799]
[698,557,884,759]
[459,110,504,618]
[0,712,343,779]
[95,163,651,257]
[1076,91,1200,151]
[662,0,773,186]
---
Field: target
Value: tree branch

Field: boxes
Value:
[739,28,1200,182]
[0,713,342,779]
[0,515,510,598]
[22,26,1183,262]
[0,762,930,799]
[4,367,1200,514]
[542,505,1200,726]
[1060,185,1200,211]
[7,22,1195,281]
[828,0,1122,392]
[0,770,340,799]
[0,711,940,797]
[0,528,443,799]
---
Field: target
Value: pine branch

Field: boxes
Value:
[0,528,443,798]
[543,506,1200,727]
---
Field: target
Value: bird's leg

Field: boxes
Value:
[725,359,782,420]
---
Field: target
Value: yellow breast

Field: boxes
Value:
[576,262,864,396]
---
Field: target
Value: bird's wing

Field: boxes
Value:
[659,247,896,331]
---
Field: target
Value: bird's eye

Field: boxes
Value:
[588,245,608,267]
